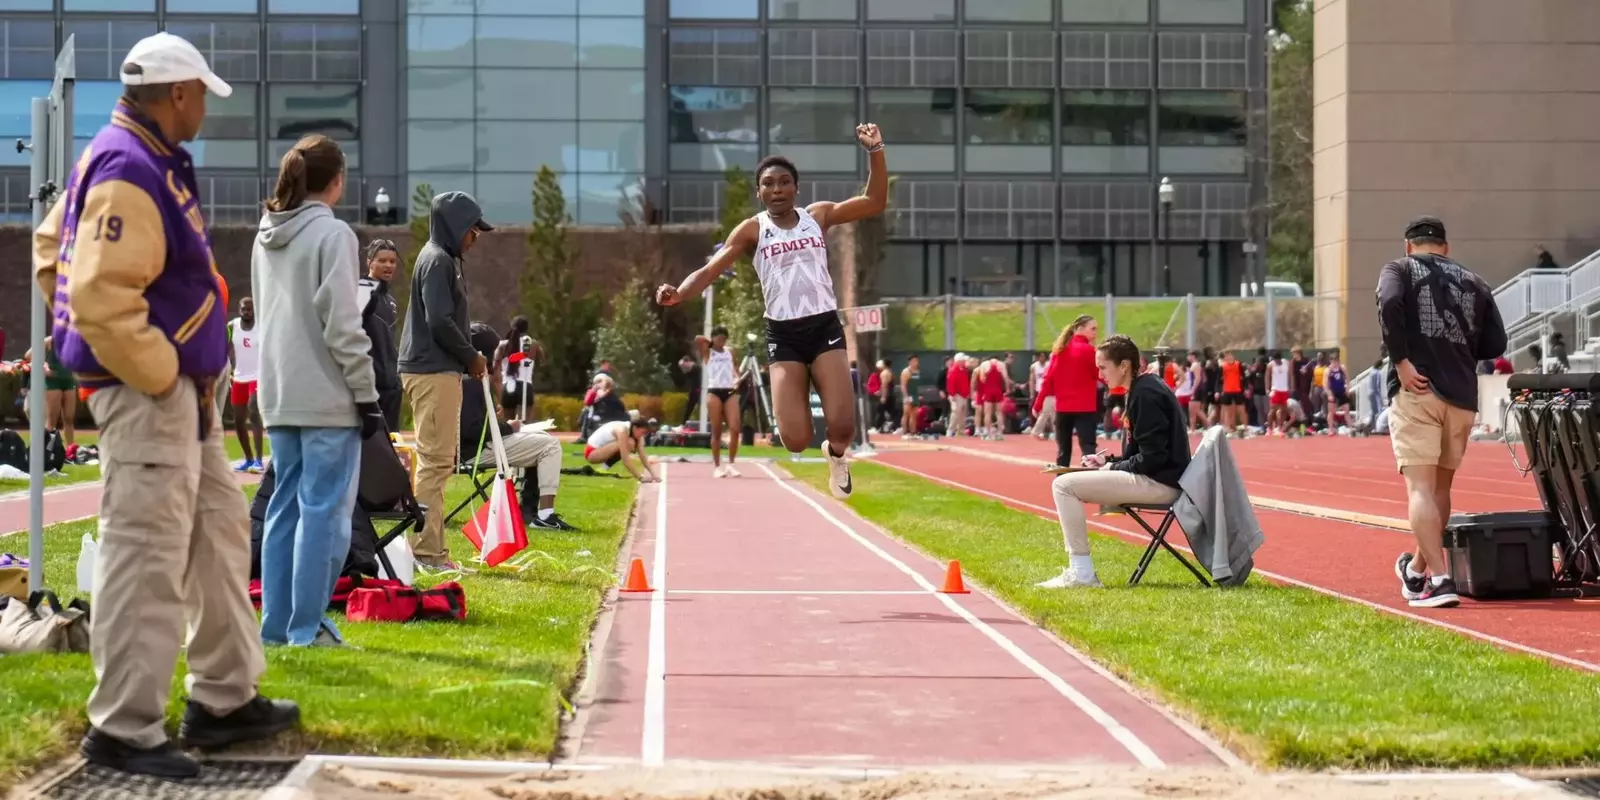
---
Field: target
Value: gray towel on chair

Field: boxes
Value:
[1172,426,1264,585]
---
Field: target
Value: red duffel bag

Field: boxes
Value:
[346,584,422,623]
[416,581,467,621]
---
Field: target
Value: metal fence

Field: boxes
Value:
[877,294,1341,354]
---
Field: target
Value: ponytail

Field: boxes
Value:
[266,149,308,213]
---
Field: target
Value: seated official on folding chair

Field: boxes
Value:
[1037,334,1205,589]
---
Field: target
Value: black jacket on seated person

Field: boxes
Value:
[460,375,514,464]
[1110,373,1190,489]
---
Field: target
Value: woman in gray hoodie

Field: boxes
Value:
[250,133,383,648]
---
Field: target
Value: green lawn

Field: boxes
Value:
[0,453,637,793]
[787,461,1600,769]
[0,431,268,497]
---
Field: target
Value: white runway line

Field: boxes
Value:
[641,462,669,767]
[756,462,1166,770]
[879,460,1600,675]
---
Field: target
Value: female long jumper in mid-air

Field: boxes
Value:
[656,123,888,499]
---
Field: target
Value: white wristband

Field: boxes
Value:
[864,143,884,153]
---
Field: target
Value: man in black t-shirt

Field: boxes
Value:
[1376,215,1506,610]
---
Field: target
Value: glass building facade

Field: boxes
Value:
[0,0,1266,298]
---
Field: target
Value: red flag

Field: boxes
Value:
[463,476,527,567]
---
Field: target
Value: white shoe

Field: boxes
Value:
[1034,568,1103,589]
[724,464,741,477]
[713,466,726,478]
[825,443,852,499]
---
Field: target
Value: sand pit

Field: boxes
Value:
[279,763,1569,800]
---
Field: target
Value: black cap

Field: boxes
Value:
[1404,215,1446,242]
[473,218,495,232]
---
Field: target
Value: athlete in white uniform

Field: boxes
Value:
[697,325,743,477]
[584,417,660,483]
[226,297,265,472]
[656,123,888,499]
[1268,353,1293,433]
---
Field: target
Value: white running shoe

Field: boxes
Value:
[825,443,852,499]
[724,464,741,477]
[1034,568,1104,589]
[712,466,726,478]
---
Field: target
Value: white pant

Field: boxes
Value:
[1051,470,1179,557]
[478,430,562,496]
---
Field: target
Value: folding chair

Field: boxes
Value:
[358,428,427,581]
[443,460,497,527]
[1114,502,1212,588]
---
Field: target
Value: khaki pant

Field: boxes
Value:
[1051,470,1179,557]
[949,395,969,436]
[1031,396,1056,435]
[1389,389,1476,471]
[402,372,462,563]
[85,381,265,749]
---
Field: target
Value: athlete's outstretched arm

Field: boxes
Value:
[809,123,887,229]
[656,217,760,307]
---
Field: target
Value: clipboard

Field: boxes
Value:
[1041,464,1098,475]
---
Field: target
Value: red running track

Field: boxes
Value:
[0,472,264,538]
[574,461,1231,769]
[871,446,1600,672]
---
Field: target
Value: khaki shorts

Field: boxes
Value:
[1388,389,1476,471]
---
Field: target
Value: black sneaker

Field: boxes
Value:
[79,728,200,779]
[1394,553,1426,601]
[178,694,301,750]
[530,511,578,531]
[1409,576,1461,609]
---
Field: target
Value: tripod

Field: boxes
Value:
[738,349,776,439]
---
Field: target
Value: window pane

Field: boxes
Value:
[577,121,644,172]
[670,0,757,19]
[1158,0,1245,24]
[268,0,358,12]
[200,82,258,138]
[268,21,361,81]
[867,0,955,21]
[669,86,757,144]
[270,84,359,141]
[579,70,645,120]
[167,0,258,11]
[964,0,1049,22]
[477,121,574,172]
[581,0,643,15]
[0,0,51,9]
[1061,90,1148,145]
[408,172,472,218]
[477,171,578,224]
[407,15,474,68]
[65,20,159,81]
[964,89,1052,144]
[2,20,59,80]
[477,16,575,69]
[768,0,856,20]
[406,0,477,12]
[72,81,124,137]
[0,80,49,141]
[409,120,474,171]
[769,88,856,144]
[65,0,154,9]
[579,17,644,68]
[479,68,576,119]
[866,89,955,144]
[1062,0,1149,23]
[478,0,577,13]
[163,20,261,82]
[188,140,257,169]
[576,173,642,224]
[269,138,358,171]
[408,68,475,120]
[1157,90,1243,145]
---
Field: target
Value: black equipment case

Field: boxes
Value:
[1443,511,1556,599]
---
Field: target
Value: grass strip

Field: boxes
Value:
[786,461,1600,769]
[0,452,637,793]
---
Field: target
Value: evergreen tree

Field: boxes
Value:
[523,166,600,393]
[1266,0,1312,289]
[393,182,432,318]
[592,272,672,394]
[713,165,766,350]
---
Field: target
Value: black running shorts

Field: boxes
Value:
[764,311,847,365]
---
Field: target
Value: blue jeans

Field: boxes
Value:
[259,426,361,646]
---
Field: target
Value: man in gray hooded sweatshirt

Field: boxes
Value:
[399,191,491,570]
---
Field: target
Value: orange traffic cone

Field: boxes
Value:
[940,560,970,594]
[620,558,653,593]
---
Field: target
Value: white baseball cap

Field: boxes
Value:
[120,32,232,98]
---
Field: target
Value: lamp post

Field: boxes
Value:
[1158,176,1175,296]
[373,186,391,224]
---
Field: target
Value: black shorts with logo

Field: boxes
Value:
[765,311,847,365]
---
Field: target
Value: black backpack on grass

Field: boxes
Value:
[0,430,24,472]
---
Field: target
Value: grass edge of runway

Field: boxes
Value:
[787,461,1600,770]
[0,432,264,497]
[0,452,637,794]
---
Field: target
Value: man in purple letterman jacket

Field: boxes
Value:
[32,33,299,779]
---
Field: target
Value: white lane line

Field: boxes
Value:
[669,589,930,596]
[755,462,1166,770]
[879,460,1600,675]
[641,462,669,767]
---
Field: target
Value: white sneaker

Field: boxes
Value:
[1034,568,1103,589]
[713,466,726,478]
[825,443,853,499]
[724,464,741,477]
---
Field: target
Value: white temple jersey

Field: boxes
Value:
[752,207,837,321]
[704,346,736,389]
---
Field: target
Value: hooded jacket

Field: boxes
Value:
[358,276,400,392]
[398,191,484,375]
[249,201,378,428]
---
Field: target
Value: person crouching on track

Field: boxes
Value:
[697,326,744,477]
[585,416,661,483]
[1037,335,1191,589]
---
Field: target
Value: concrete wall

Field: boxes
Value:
[1313,0,1600,367]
